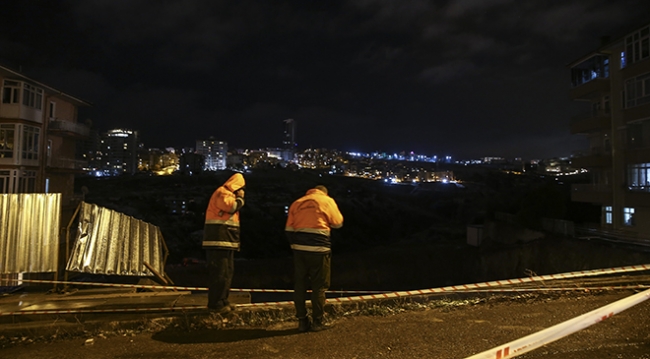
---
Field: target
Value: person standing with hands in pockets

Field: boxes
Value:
[203,173,245,314]
[286,185,343,332]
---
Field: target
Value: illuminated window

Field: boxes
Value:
[624,207,635,226]
[628,163,650,191]
[604,206,612,224]
[570,55,609,87]
[0,124,15,159]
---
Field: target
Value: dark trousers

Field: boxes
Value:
[293,250,331,322]
[206,249,234,310]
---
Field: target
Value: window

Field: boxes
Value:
[628,163,650,191]
[18,170,36,193]
[22,83,43,110]
[624,73,650,108]
[2,80,43,109]
[21,125,39,160]
[0,169,33,193]
[2,80,20,104]
[624,25,650,68]
[570,55,610,87]
[0,170,10,192]
[623,207,635,226]
[49,101,56,119]
[604,206,613,224]
[0,124,15,159]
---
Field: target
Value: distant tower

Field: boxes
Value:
[282,118,297,162]
[196,137,227,171]
[283,118,296,149]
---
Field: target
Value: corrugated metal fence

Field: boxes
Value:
[1,195,166,278]
[66,202,166,276]
[0,193,61,274]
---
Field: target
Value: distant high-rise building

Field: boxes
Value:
[568,21,650,240]
[196,137,227,171]
[282,118,297,161]
[79,127,101,172]
[283,118,296,149]
[99,129,140,176]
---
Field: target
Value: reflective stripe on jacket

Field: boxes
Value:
[285,188,343,253]
[203,173,245,250]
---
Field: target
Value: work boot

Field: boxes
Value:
[310,319,333,332]
[298,317,311,332]
[209,305,232,315]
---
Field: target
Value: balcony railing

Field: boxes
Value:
[569,78,610,100]
[570,109,611,124]
[48,120,90,137]
[570,152,612,168]
[576,227,650,245]
[625,144,650,163]
[570,110,611,134]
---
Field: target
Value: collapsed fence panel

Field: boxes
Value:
[66,202,166,276]
[0,193,61,274]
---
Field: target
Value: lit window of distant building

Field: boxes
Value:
[624,207,635,226]
[604,206,613,224]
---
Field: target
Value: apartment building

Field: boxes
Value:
[0,64,91,211]
[196,137,227,171]
[569,22,650,239]
[98,128,140,175]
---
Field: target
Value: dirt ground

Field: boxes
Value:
[1,290,649,359]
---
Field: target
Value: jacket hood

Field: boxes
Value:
[223,173,245,192]
[306,188,326,196]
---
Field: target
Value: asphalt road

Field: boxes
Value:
[1,290,649,359]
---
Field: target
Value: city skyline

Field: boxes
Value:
[2,1,649,159]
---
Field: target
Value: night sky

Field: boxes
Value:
[2,1,649,160]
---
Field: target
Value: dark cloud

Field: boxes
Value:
[1,0,648,159]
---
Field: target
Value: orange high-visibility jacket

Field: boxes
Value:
[285,188,343,253]
[203,173,245,250]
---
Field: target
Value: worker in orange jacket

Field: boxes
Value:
[203,173,245,314]
[285,185,343,332]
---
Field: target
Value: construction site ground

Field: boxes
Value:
[1,274,650,358]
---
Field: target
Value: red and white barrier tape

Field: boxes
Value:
[0,306,205,316]
[15,262,650,295]
[463,288,650,359]
[304,264,650,305]
[438,285,650,293]
[1,285,648,316]
[3,263,649,316]
[15,279,387,294]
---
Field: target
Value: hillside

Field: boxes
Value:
[74,168,646,291]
